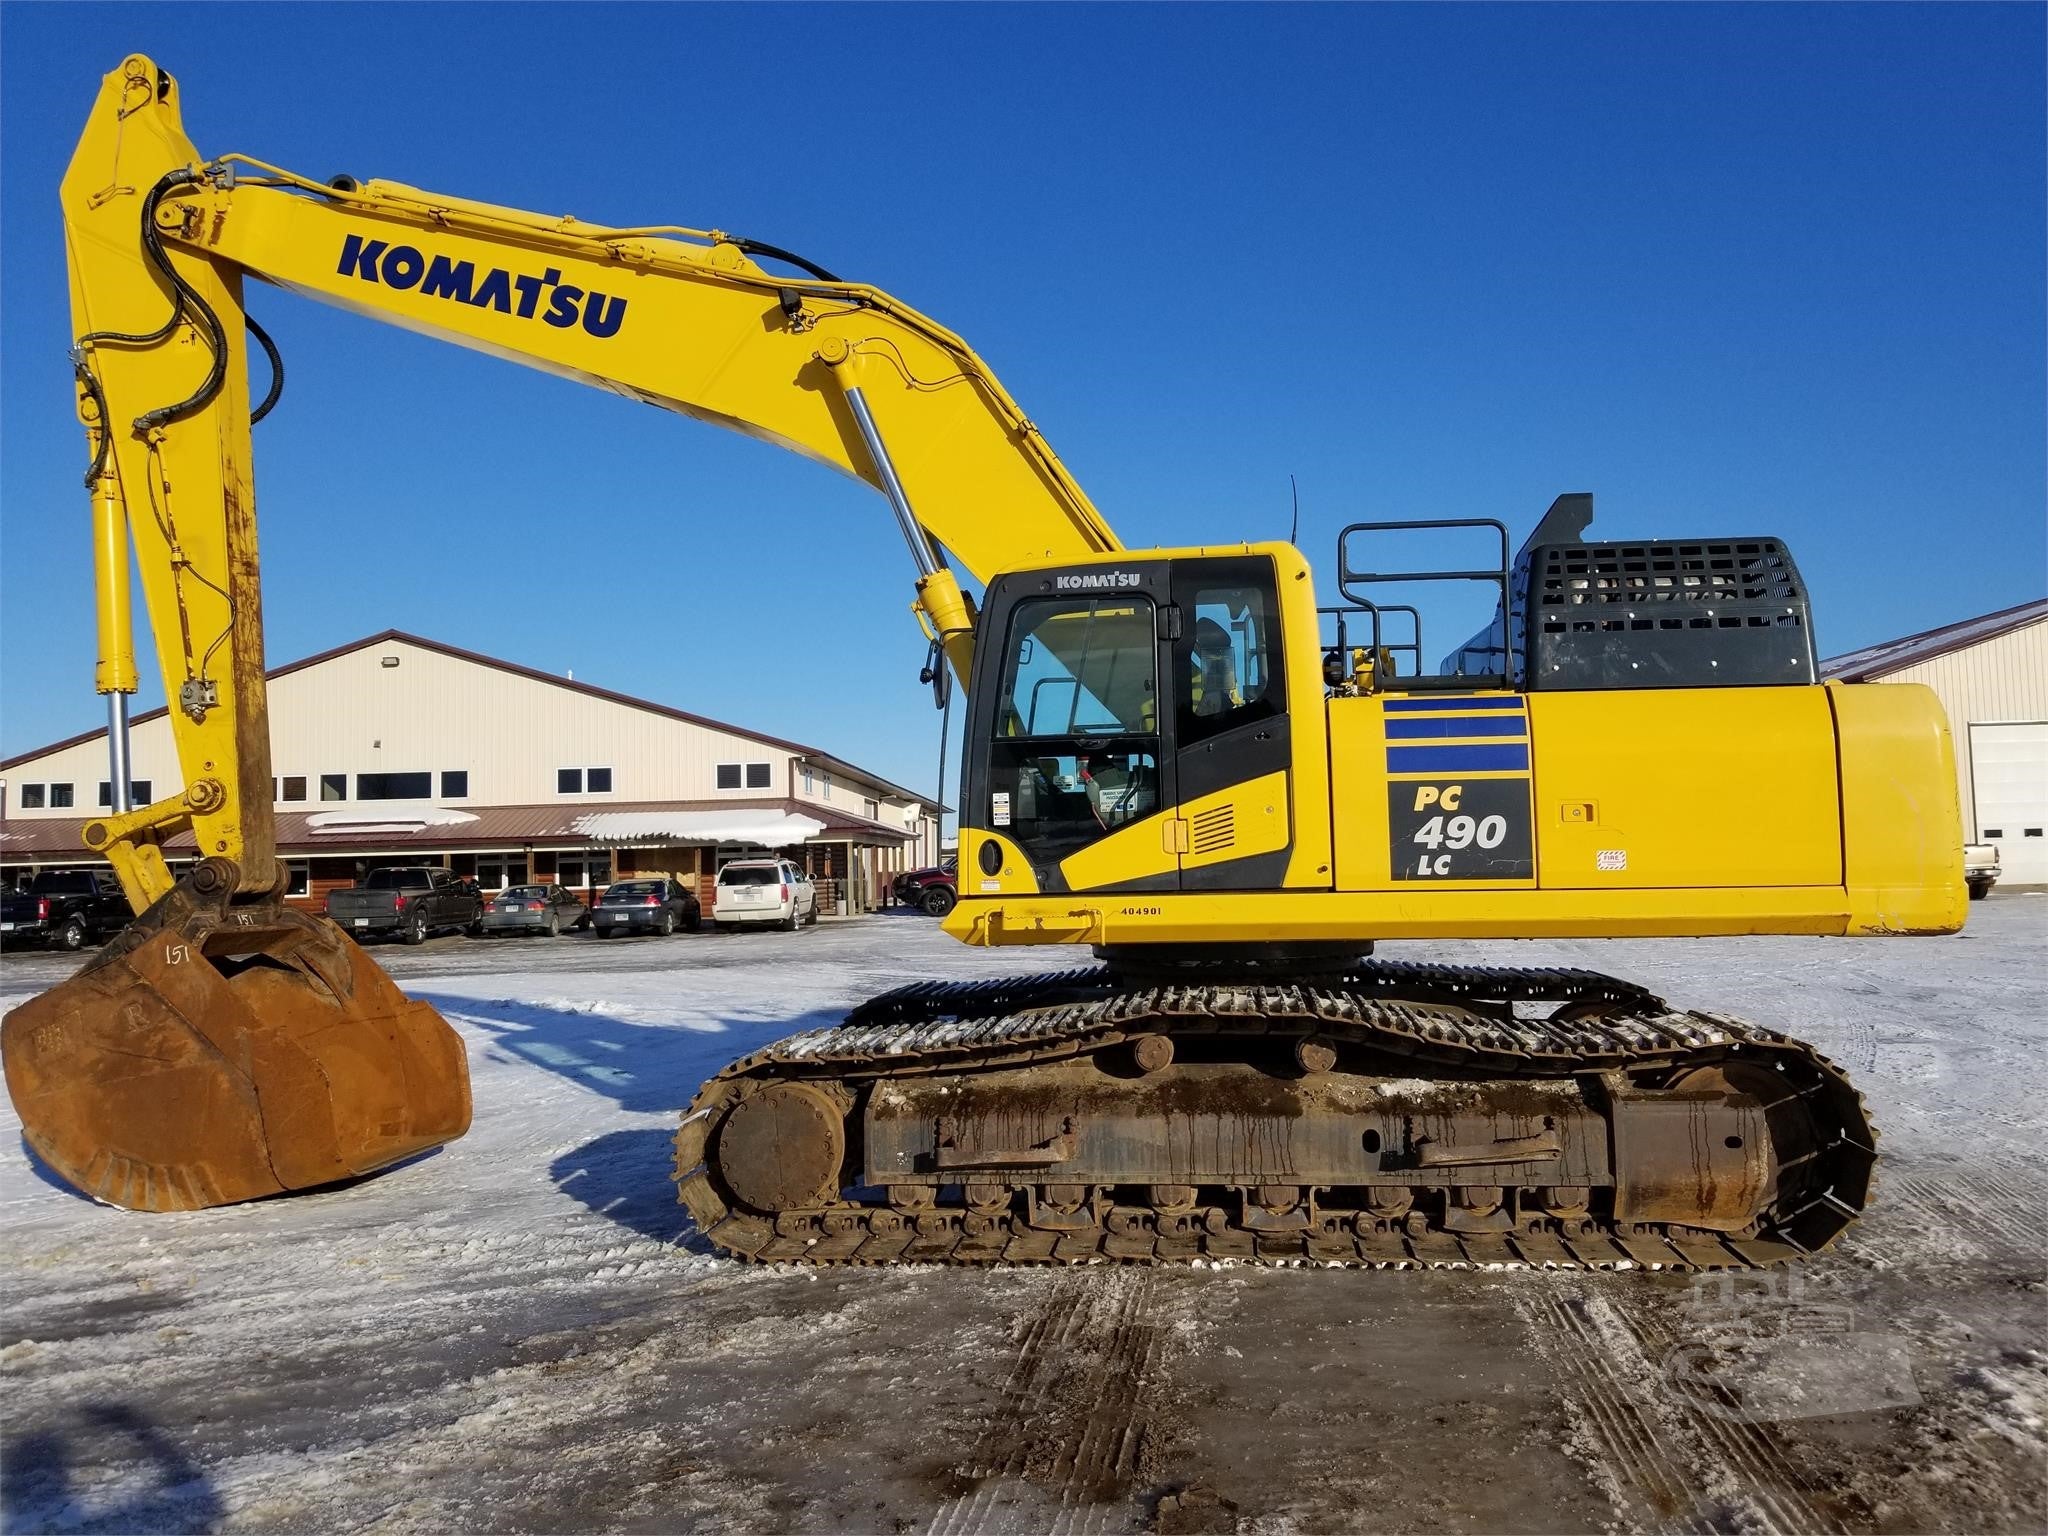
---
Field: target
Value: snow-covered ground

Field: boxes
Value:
[2,899,2043,1534]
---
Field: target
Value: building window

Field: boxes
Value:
[716,762,772,791]
[282,776,308,803]
[48,784,74,809]
[746,762,771,790]
[558,768,582,794]
[97,781,154,808]
[20,784,44,810]
[285,860,310,897]
[320,774,346,802]
[474,856,529,890]
[557,853,613,889]
[587,768,613,793]
[716,764,741,790]
[864,798,880,821]
[441,771,469,799]
[132,781,152,805]
[357,771,432,800]
[801,765,815,795]
[820,772,832,801]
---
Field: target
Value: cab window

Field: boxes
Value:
[998,596,1159,738]
[991,594,1162,864]
[1178,564,1284,746]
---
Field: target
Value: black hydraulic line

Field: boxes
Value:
[730,237,843,284]
[74,358,111,488]
[247,313,283,424]
[72,170,231,436]
[73,172,197,354]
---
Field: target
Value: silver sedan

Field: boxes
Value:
[478,884,588,937]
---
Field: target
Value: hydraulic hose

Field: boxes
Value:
[247,313,283,424]
[73,169,229,435]
[730,237,843,284]
[73,169,281,487]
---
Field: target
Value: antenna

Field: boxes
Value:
[1288,475,1300,547]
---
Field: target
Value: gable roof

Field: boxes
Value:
[0,629,945,808]
[1820,598,2048,683]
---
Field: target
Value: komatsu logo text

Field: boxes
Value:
[336,234,627,338]
[1054,571,1143,591]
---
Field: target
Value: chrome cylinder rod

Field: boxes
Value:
[840,383,938,580]
[106,692,132,813]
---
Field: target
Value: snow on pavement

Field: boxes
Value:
[1,902,2043,1534]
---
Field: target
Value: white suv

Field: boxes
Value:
[714,859,818,931]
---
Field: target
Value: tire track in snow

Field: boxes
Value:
[1884,1170,2048,1269]
[1527,1290,1699,1530]
[1521,1287,1842,1534]
[927,1269,1176,1536]
[1616,1296,1842,1534]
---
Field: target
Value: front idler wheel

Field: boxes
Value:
[713,1082,845,1215]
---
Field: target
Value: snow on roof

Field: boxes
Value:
[571,810,828,847]
[306,806,481,835]
[1822,598,2048,681]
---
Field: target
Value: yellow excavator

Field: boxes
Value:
[4,56,1965,1267]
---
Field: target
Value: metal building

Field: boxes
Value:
[1823,598,2048,886]
[0,631,943,913]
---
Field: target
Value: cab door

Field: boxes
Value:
[970,559,1181,895]
[1167,555,1295,889]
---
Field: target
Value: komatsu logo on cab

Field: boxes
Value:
[336,234,627,338]
[1054,571,1143,591]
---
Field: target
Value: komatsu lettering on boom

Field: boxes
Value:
[337,233,627,335]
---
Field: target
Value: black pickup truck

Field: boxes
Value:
[0,870,134,950]
[325,867,483,944]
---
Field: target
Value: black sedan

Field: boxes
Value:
[591,877,701,938]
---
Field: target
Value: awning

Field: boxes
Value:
[305,806,480,836]
[570,810,828,847]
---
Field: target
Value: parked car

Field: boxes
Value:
[0,870,133,950]
[325,867,484,944]
[1965,842,2001,901]
[479,883,589,937]
[714,859,818,931]
[592,877,701,938]
[892,855,958,914]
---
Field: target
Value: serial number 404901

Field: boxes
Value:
[1118,905,1162,916]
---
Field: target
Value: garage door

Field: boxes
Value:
[1971,721,2048,885]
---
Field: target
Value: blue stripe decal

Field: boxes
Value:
[1385,715,1529,740]
[1382,696,1525,713]
[1386,743,1531,772]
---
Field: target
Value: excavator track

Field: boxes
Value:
[673,962,1875,1270]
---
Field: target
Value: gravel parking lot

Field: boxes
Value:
[3,898,2043,1534]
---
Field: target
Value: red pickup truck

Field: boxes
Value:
[891,857,958,917]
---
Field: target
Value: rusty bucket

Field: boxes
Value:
[2,861,470,1211]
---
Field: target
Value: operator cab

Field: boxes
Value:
[966,552,1291,896]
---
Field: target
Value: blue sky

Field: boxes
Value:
[3,3,2042,803]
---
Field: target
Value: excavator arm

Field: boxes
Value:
[62,54,1117,912]
[9,53,1124,1213]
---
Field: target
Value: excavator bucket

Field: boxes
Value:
[2,866,469,1211]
